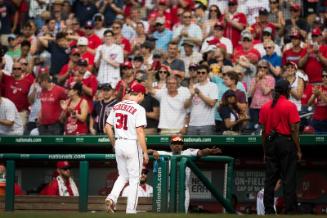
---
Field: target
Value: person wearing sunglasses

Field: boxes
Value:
[248,60,275,131]
[233,30,261,64]
[184,64,218,135]
[172,10,203,51]
[0,61,34,129]
[40,161,79,196]
[262,39,282,78]
[153,65,170,90]
[83,20,102,55]
[148,134,222,212]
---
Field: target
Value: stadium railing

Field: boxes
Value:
[0,153,235,213]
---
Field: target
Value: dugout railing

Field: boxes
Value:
[0,153,235,213]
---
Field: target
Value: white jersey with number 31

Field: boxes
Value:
[106,100,147,140]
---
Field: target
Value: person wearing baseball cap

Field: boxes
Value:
[181,38,202,77]
[121,162,153,197]
[201,21,233,57]
[66,58,98,112]
[76,37,95,68]
[40,161,79,196]
[224,1,247,48]
[91,82,118,134]
[57,48,81,84]
[153,17,172,52]
[115,60,138,100]
[147,134,222,212]
[297,27,325,83]
[283,2,309,44]
[84,20,102,54]
[282,30,305,67]
[251,7,276,41]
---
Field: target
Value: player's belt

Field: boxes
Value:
[115,137,137,140]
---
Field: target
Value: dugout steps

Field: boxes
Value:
[0,196,152,212]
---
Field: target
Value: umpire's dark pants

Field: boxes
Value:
[264,135,297,214]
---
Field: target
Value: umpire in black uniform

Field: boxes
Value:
[259,79,302,214]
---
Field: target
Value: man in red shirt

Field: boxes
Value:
[306,70,327,133]
[115,61,138,100]
[40,161,79,196]
[233,30,261,64]
[67,59,98,112]
[84,20,102,55]
[298,28,327,83]
[57,48,80,85]
[112,20,131,56]
[76,37,95,69]
[39,73,67,135]
[282,31,306,66]
[223,0,247,48]
[251,8,276,41]
[0,61,34,127]
[259,79,301,214]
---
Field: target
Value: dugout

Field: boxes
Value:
[0,135,327,214]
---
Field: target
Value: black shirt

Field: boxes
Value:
[140,94,159,129]
[219,105,241,131]
[0,1,16,34]
[92,98,119,134]
[47,41,70,76]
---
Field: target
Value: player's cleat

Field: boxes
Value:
[105,199,115,213]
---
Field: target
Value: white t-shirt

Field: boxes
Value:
[106,100,146,140]
[154,88,191,129]
[122,183,153,197]
[0,97,23,135]
[95,43,124,87]
[173,24,203,50]
[201,36,233,55]
[189,81,218,126]
[238,0,269,25]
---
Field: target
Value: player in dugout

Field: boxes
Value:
[148,134,222,213]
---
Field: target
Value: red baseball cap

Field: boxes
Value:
[290,31,301,39]
[158,0,166,5]
[38,66,49,74]
[312,27,322,36]
[171,135,183,143]
[121,61,133,69]
[286,60,298,69]
[228,0,238,5]
[290,3,300,11]
[56,161,71,169]
[130,83,146,94]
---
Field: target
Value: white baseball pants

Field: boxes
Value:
[106,140,143,213]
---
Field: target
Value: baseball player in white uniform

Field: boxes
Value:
[256,179,282,215]
[105,83,149,214]
[148,134,222,212]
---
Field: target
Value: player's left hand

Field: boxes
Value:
[211,146,222,154]
[143,153,149,165]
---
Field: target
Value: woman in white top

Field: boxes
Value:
[283,61,307,111]
[152,65,170,90]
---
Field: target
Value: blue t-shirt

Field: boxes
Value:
[262,52,282,67]
[153,29,173,52]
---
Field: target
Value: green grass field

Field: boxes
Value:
[0,212,325,218]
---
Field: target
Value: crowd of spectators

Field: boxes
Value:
[0,0,326,136]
